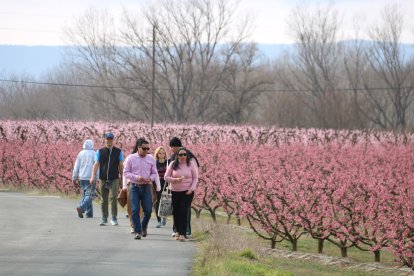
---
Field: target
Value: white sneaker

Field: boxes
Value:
[172,232,176,237]
[130,227,135,234]
[111,219,118,226]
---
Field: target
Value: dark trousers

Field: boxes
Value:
[100,179,118,219]
[186,205,191,235]
[154,180,165,222]
[173,203,192,235]
[172,191,194,236]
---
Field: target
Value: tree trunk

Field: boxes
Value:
[195,209,201,218]
[340,247,348,258]
[271,239,276,249]
[236,216,241,226]
[374,250,381,262]
[318,238,324,254]
[208,208,216,223]
[291,239,298,251]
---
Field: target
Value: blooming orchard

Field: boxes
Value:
[0,120,413,269]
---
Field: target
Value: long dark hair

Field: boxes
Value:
[172,147,190,170]
[132,137,148,153]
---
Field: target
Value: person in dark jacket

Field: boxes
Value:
[90,132,124,226]
[153,146,169,228]
[168,137,199,238]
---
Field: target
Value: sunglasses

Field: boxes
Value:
[178,153,187,157]
[141,147,150,151]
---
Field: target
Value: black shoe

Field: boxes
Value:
[76,207,83,218]
[142,227,147,237]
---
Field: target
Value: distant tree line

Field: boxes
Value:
[1,0,413,131]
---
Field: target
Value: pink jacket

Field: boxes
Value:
[164,160,198,192]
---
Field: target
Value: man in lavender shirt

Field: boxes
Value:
[123,138,160,240]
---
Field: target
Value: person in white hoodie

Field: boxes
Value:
[72,139,96,218]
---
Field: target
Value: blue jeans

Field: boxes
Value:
[130,184,152,233]
[78,180,95,217]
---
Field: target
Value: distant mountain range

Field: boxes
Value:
[0,45,66,78]
[1,43,413,78]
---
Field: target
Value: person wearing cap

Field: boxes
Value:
[72,139,96,218]
[123,138,160,240]
[169,137,199,166]
[90,132,124,226]
[168,137,199,238]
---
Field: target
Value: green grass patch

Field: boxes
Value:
[191,214,403,276]
[193,250,293,276]
[193,208,398,267]
[276,237,397,266]
[192,245,389,276]
[240,248,257,260]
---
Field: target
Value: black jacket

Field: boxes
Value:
[98,146,122,180]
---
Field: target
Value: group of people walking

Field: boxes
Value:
[71,133,199,241]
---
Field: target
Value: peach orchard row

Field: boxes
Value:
[1,120,413,146]
[0,120,413,269]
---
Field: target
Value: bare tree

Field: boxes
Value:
[40,64,98,120]
[342,19,374,129]
[63,8,138,121]
[275,4,356,129]
[63,0,255,123]
[218,43,273,123]
[364,4,414,130]
[261,53,324,128]
[0,74,50,119]
[122,0,254,122]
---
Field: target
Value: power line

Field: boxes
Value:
[0,78,412,93]
[0,79,126,90]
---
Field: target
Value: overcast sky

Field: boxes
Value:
[0,0,413,46]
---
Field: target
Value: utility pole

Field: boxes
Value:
[151,23,156,128]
